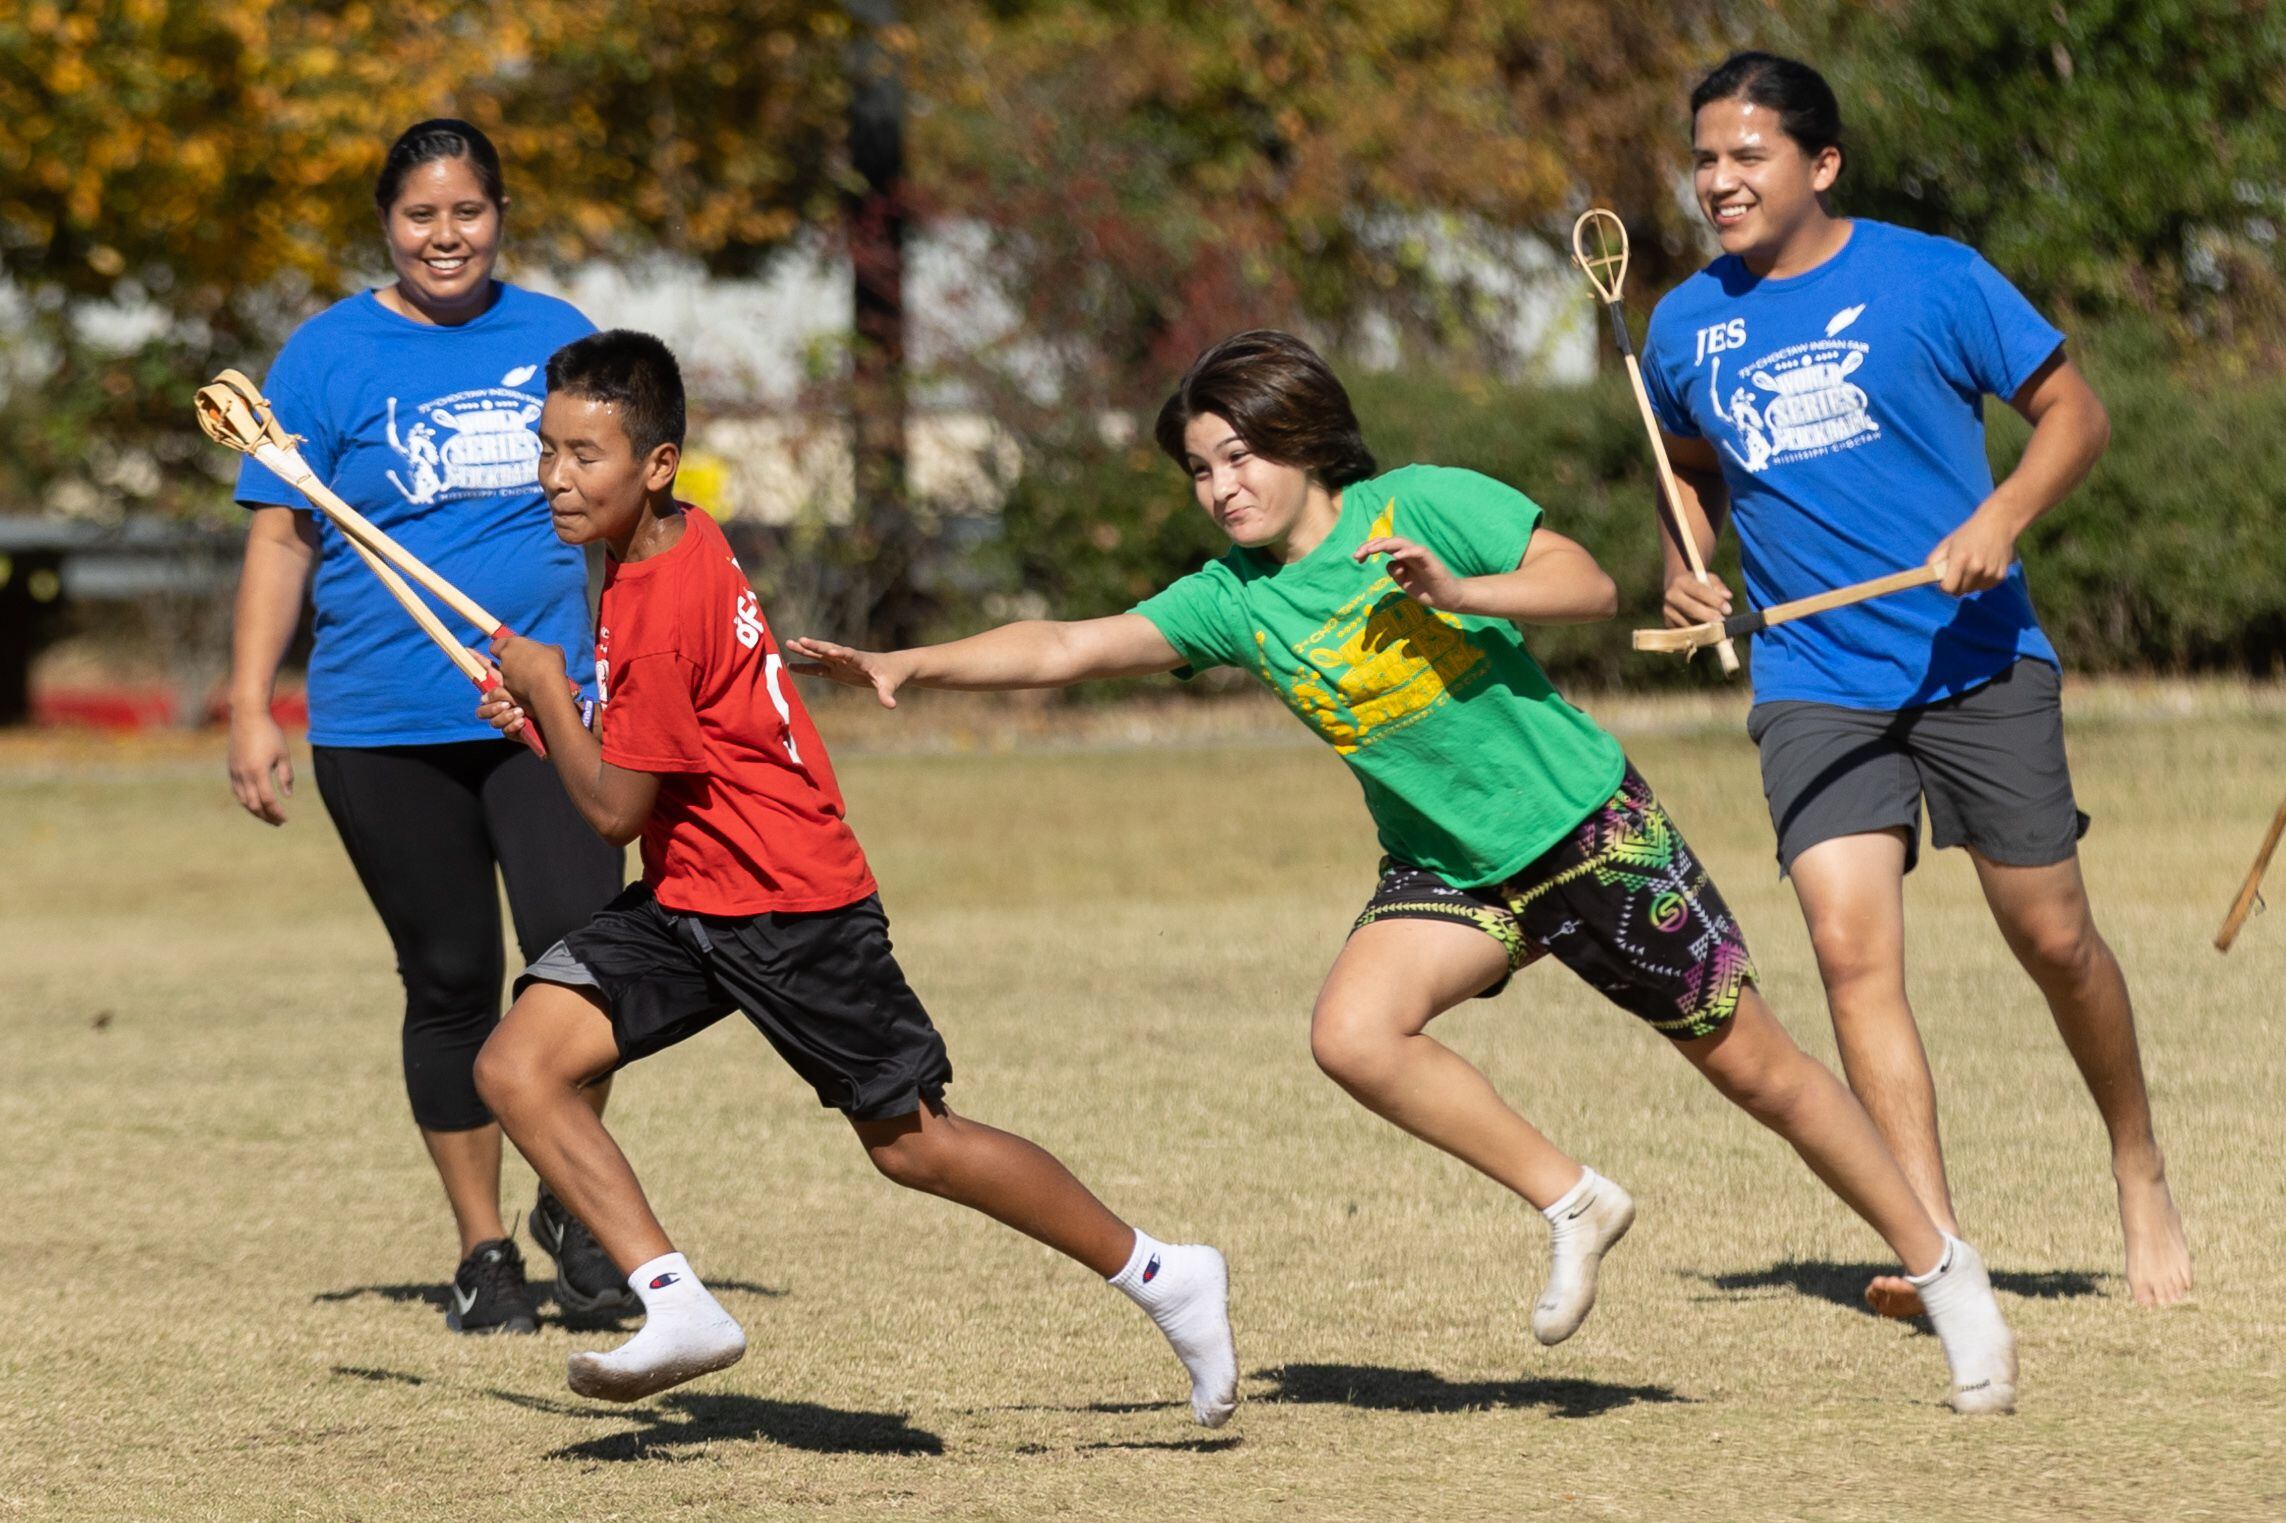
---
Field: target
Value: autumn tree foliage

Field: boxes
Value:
[0,0,856,522]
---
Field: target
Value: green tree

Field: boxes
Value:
[1767,0,2286,351]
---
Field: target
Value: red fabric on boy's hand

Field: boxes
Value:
[490,630,570,708]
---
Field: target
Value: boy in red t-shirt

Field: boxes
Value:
[478,331,1236,1422]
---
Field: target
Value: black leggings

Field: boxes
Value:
[313,741,623,1131]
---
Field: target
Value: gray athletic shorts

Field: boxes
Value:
[1748,658,2089,876]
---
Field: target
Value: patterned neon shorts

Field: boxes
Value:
[1351,765,1756,1040]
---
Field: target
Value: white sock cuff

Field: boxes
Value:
[628,1251,695,1297]
[1541,1168,1600,1223]
[1905,1234,1962,1289]
[1108,1230,1166,1290]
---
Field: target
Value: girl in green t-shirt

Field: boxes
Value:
[792,329,2018,1415]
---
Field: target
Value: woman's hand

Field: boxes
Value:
[1356,535,1470,611]
[786,638,916,708]
[476,682,529,739]
[227,708,295,826]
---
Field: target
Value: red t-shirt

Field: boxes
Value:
[594,507,875,916]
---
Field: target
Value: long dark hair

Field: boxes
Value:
[375,118,507,213]
[1154,330,1377,488]
[1689,52,1845,168]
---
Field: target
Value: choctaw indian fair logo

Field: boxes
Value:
[385,366,546,505]
[1707,304,1879,474]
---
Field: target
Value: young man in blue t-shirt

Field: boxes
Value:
[1640,53,2190,1317]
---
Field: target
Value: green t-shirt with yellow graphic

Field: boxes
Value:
[1132,464,1627,889]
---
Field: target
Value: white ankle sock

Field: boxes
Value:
[1532,1167,1636,1346]
[1110,1231,1238,1428]
[1908,1235,2018,1415]
[566,1251,747,1403]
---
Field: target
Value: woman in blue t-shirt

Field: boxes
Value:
[225,120,629,1334]
[1639,52,2190,1318]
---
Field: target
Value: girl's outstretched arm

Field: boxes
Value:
[788,614,1184,707]
[1354,527,1618,629]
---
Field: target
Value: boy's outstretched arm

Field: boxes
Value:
[486,631,659,845]
[788,615,1184,707]
[1354,527,1619,628]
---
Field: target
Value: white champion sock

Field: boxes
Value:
[1110,1230,1238,1428]
[1908,1234,2018,1415]
[566,1251,747,1403]
[1531,1167,1636,1346]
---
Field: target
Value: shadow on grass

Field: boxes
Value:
[1077,1436,1243,1453]
[486,1389,943,1461]
[314,1282,448,1309]
[326,1367,935,1459]
[332,1365,428,1386]
[1253,1363,1689,1418]
[310,1276,784,1332]
[1694,1259,2108,1316]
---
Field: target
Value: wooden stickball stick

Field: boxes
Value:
[1633,563,1944,654]
[1572,208,1742,676]
[2215,793,2286,952]
[194,369,555,756]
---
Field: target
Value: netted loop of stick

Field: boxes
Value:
[194,369,299,456]
[1570,208,1630,304]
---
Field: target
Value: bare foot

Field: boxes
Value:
[2118,1160,2192,1306]
[1864,1273,1925,1319]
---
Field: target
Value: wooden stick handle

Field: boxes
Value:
[2215,792,2286,951]
[1756,563,1944,634]
[252,439,506,637]
[336,530,548,757]
[1619,349,1739,675]
[1630,561,1946,654]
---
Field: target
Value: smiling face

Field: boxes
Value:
[1692,97,1841,272]
[536,392,675,553]
[380,156,502,322]
[1181,411,1318,551]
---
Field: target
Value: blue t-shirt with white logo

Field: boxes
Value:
[1642,220,2065,709]
[235,284,599,746]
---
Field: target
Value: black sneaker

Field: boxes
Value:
[529,1186,640,1318]
[446,1237,538,1334]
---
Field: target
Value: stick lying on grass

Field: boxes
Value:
[2214,793,2286,952]
[194,368,555,756]
[1631,563,1945,655]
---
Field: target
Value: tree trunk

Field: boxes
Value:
[845,0,926,647]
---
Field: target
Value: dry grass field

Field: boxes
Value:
[4,685,2282,1521]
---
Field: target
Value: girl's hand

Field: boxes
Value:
[1356,536,1471,612]
[786,638,914,708]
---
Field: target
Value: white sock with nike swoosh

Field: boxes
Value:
[1110,1230,1238,1428]
[1908,1234,2019,1415]
[1531,1167,1636,1345]
[566,1251,746,1403]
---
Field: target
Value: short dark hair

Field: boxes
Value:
[375,118,506,212]
[546,330,687,457]
[1690,52,1845,167]
[1153,330,1377,488]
